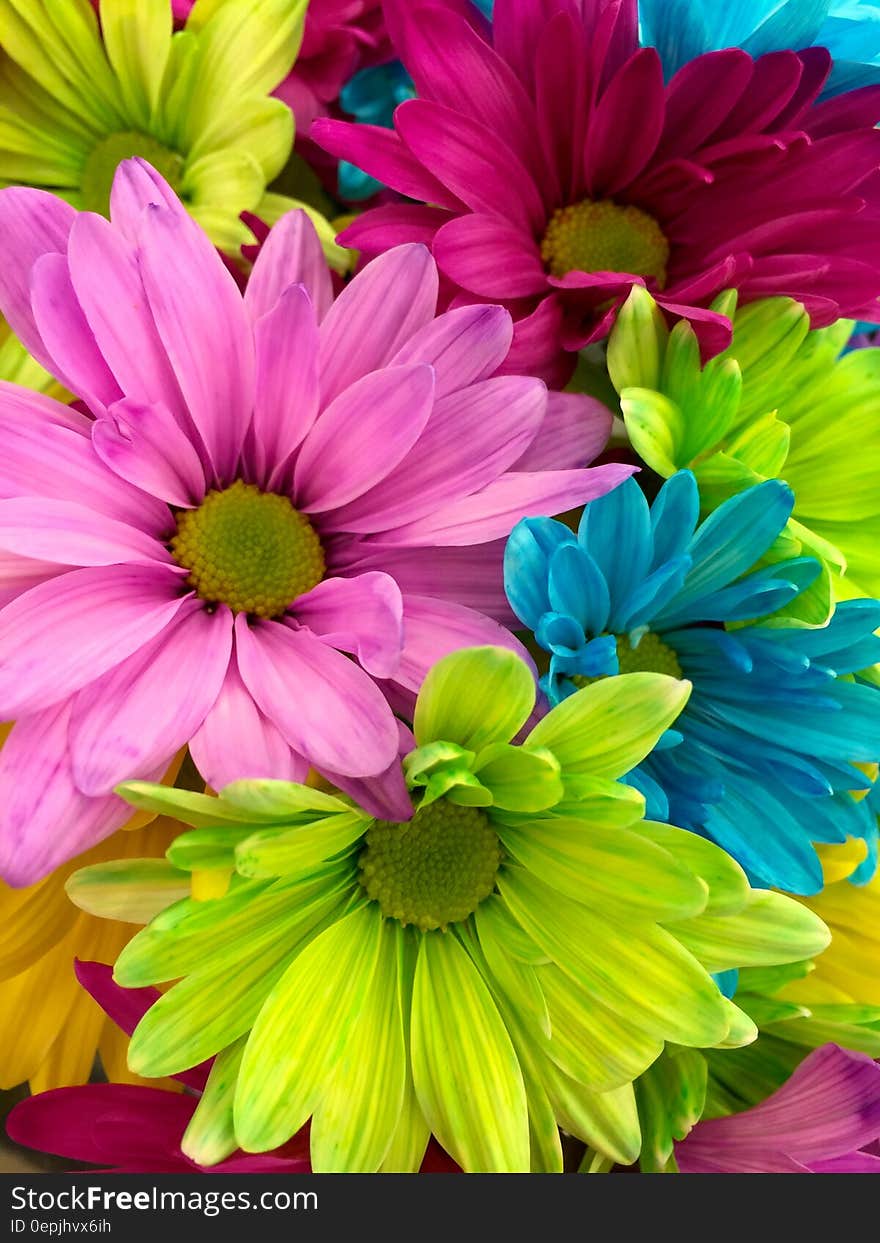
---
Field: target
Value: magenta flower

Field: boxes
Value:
[316,0,880,383]
[0,158,625,887]
[676,1045,880,1174]
[6,963,458,1173]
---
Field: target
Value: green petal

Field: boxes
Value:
[65,858,190,924]
[116,782,285,827]
[544,1066,641,1166]
[473,901,550,1038]
[235,812,367,878]
[668,890,831,973]
[472,743,563,812]
[414,646,536,750]
[235,903,382,1153]
[166,825,253,872]
[310,919,407,1172]
[525,673,690,781]
[411,931,529,1172]
[182,146,264,219]
[379,929,431,1174]
[545,782,646,827]
[632,821,750,915]
[714,998,759,1048]
[220,779,350,818]
[495,816,707,921]
[100,0,172,130]
[607,285,668,393]
[489,1003,564,1174]
[635,1049,707,1172]
[620,388,684,477]
[181,1036,246,1167]
[189,94,292,180]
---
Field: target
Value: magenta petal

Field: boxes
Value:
[0,496,171,567]
[188,662,308,790]
[0,186,75,371]
[30,252,122,418]
[585,49,666,197]
[109,158,191,241]
[808,1153,880,1173]
[339,204,453,259]
[328,375,548,533]
[390,303,513,398]
[0,565,188,716]
[93,398,208,508]
[0,701,130,886]
[69,603,232,796]
[138,205,255,483]
[319,756,413,822]
[293,572,404,679]
[392,593,536,694]
[254,284,320,487]
[499,295,571,387]
[295,363,436,512]
[317,244,439,406]
[511,391,612,470]
[245,209,333,323]
[377,463,636,547]
[234,614,399,778]
[433,214,549,298]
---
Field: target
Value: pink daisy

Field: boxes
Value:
[315,0,880,384]
[0,159,625,887]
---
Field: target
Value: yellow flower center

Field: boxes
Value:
[540,199,669,286]
[82,131,185,216]
[170,481,325,618]
[359,800,503,932]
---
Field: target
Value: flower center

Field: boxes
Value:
[170,481,325,618]
[359,800,503,932]
[82,132,185,215]
[540,199,669,286]
[574,632,683,687]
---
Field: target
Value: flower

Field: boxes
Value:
[607,286,880,615]
[0,816,184,1092]
[72,646,830,1173]
[314,0,880,384]
[0,159,625,888]
[640,0,880,98]
[0,0,307,251]
[675,1044,880,1172]
[0,318,63,398]
[503,471,880,894]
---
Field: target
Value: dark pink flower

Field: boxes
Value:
[315,0,880,383]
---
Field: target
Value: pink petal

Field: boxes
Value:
[433,215,549,298]
[339,204,453,258]
[327,375,547,533]
[511,391,612,470]
[0,497,171,567]
[295,363,436,512]
[0,565,188,716]
[252,285,320,488]
[317,244,439,406]
[0,390,169,534]
[500,295,572,388]
[234,614,399,777]
[30,252,122,418]
[245,209,333,323]
[188,662,309,790]
[69,603,232,796]
[92,398,208,508]
[390,303,513,397]
[138,204,255,483]
[109,159,192,242]
[320,750,414,822]
[0,186,75,372]
[0,549,65,609]
[391,593,536,694]
[66,212,189,425]
[293,572,404,679]
[0,701,130,887]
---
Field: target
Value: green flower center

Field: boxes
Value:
[82,131,185,215]
[574,632,683,687]
[540,199,669,287]
[359,800,503,932]
[170,481,325,618]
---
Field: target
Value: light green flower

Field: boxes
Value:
[71,648,829,1173]
[607,286,880,622]
[0,314,62,393]
[0,0,339,256]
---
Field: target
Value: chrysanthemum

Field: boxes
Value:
[0,0,308,251]
[0,817,183,1092]
[314,0,880,383]
[675,1044,880,1173]
[0,317,62,397]
[640,0,880,97]
[71,647,829,1172]
[607,286,880,614]
[504,472,880,894]
[0,159,624,888]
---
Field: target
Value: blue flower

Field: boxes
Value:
[639,0,880,97]
[504,472,880,896]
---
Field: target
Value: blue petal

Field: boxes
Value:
[504,517,574,628]
[649,470,700,568]
[548,542,610,633]
[617,554,692,632]
[703,780,826,895]
[740,0,830,57]
[535,611,586,656]
[578,478,654,628]
[623,764,671,821]
[712,969,740,1000]
[655,558,818,629]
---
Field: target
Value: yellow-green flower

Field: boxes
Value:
[71,648,828,1172]
[0,314,63,394]
[606,286,880,623]
[0,0,324,252]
